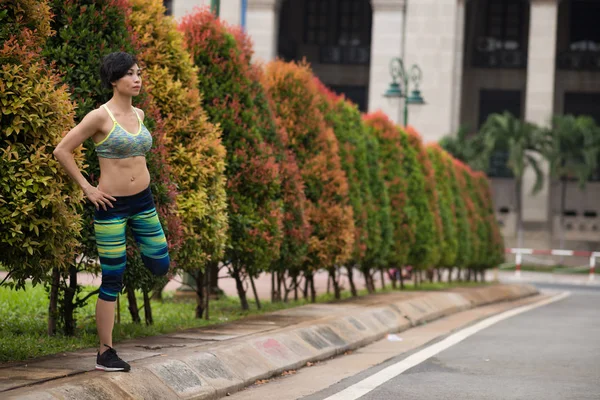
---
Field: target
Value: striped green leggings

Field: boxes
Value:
[93,186,170,302]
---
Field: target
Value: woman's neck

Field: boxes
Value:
[108,93,133,113]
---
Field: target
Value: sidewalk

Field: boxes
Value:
[1,283,537,400]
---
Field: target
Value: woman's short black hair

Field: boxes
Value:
[100,52,138,90]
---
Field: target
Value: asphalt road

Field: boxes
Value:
[306,283,600,400]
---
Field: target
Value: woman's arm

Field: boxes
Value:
[53,109,116,210]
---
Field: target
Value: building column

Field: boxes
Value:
[522,0,558,227]
[367,0,406,123]
[246,0,281,62]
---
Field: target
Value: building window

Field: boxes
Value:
[570,1,600,44]
[479,90,522,178]
[473,0,527,68]
[486,0,524,45]
[305,0,330,45]
[163,0,173,15]
[337,0,368,46]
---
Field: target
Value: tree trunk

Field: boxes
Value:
[303,273,310,300]
[232,268,249,310]
[195,270,204,319]
[347,265,358,297]
[398,266,405,290]
[48,267,60,336]
[328,268,341,300]
[126,285,141,324]
[277,271,283,302]
[209,261,221,298]
[143,289,153,325]
[62,266,77,336]
[363,270,374,293]
[250,274,261,309]
[516,177,524,248]
[379,269,386,290]
[448,267,454,283]
[559,178,567,262]
[310,274,317,303]
[271,272,275,302]
[389,269,397,289]
[294,275,299,301]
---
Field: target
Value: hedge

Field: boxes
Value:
[0,0,83,290]
[181,9,283,310]
[263,60,354,300]
[128,0,228,313]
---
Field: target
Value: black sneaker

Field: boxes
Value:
[95,344,131,372]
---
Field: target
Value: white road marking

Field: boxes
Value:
[322,291,570,400]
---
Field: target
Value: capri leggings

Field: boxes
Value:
[94,186,170,302]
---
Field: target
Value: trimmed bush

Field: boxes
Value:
[446,156,472,278]
[404,127,442,272]
[128,0,228,312]
[363,131,393,292]
[44,0,181,327]
[474,172,505,270]
[425,144,458,270]
[181,9,283,310]
[363,112,415,286]
[453,160,479,273]
[316,82,375,296]
[263,60,354,300]
[0,2,83,289]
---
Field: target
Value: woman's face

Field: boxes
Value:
[113,64,142,96]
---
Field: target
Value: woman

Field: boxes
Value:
[53,52,170,372]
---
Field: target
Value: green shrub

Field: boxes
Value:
[128,0,228,300]
[404,127,442,269]
[363,112,415,273]
[263,60,354,300]
[426,144,458,269]
[181,9,283,310]
[0,1,83,289]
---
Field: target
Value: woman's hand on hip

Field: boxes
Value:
[84,186,117,211]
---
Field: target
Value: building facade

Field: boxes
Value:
[168,0,600,253]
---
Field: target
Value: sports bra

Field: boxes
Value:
[95,104,153,159]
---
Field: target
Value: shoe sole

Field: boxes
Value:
[95,364,130,372]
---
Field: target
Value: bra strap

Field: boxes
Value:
[132,107,142,123]
[101,104,117,123]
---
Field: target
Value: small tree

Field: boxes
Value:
[446,157,472,280]
[316,82,374,296]
[363,112,414,289]
[404,127,442,282]
[0,0,83,336]
[263,60,354,301]
[181,9,283,310]
[128,0,228,318]
[426,144,458,281]
[481,112,545,247]
[542,115,600,250]
[363,131,393,292]
[45,0,182,327]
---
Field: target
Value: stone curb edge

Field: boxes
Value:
[6,284,538,400]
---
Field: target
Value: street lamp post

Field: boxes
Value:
[211,0,220,16]
[383,57,425,126]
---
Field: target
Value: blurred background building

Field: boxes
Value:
[166,0,600,254]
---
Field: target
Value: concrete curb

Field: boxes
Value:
[4,284,538,400]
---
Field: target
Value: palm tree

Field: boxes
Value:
[439,125,490,172]
[480,112,546,248]
[542,115,600,250]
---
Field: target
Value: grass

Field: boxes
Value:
[499,263,591,275]
[0,279,491,363]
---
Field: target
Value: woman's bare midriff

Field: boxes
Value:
[97,156,150,196]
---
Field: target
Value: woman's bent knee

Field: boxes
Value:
[142,254,170,276]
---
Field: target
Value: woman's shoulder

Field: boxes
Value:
[133,106,145,121]
[82,106,111,126]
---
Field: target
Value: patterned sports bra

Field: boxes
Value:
[95,104,153,159]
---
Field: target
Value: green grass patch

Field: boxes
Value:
[0,279,491,363]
